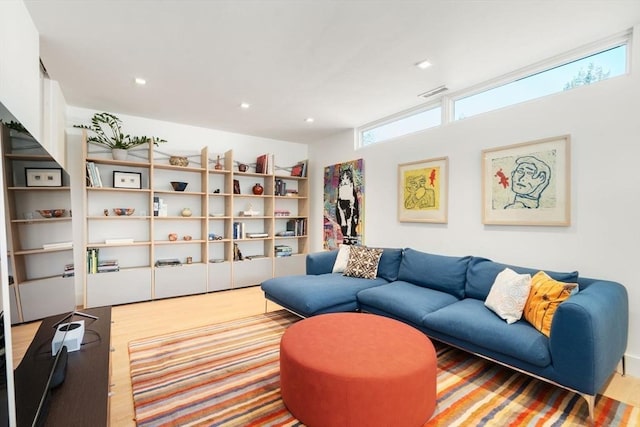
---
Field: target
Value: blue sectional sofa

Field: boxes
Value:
[261,247,629,419]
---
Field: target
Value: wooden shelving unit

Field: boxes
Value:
[1,125,76,323]
[81,131,309,307]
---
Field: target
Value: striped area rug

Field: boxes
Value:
[129,310,640,426]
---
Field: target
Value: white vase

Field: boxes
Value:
[112,148,128,160]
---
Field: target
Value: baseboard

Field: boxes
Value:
[619,353,640,378]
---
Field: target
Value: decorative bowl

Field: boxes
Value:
[169,156,189,167]
[170,181,188,191]
[113,208,135,216]
[37,209,66,218]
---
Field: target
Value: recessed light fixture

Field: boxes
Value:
[134,77,146,85]
[240,102,251,109]
[415,60,432,70]
[305,117,315,123]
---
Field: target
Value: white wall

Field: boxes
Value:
[66,106,308,170]
[0,0,41,141]
[309,46,640,377]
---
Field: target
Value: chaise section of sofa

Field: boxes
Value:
[261,247,403,317]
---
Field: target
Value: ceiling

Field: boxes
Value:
[24,1,640,144]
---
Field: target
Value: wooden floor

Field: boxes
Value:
[10,286,640,426]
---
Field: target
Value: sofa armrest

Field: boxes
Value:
[306,250,338,275]
[550,279,628,395]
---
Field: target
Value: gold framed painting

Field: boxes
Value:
[398,157,448,223]
[482,135,571,226]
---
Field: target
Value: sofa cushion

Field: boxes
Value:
[374,247,404,282]
[344,246,383,279]
[524,271,578,337]
[261,273,388,317]
[465,257,579,301]
[484,268,532,324]
[357,281,459,326]
[423,299,551,368]
[397,248,471,299]
[332,245,351,273]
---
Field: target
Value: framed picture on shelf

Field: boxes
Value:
[481,135,570,226]
[25,168,63,187]
[397,157,448,223]
[113,171,142,189]
[233,179,241,194]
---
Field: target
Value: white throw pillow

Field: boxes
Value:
[332,245,351,273]
[485,268,532,324]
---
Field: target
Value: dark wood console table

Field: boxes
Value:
[14,306,111,427]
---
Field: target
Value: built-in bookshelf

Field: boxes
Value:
[81,132,309,307]
[1,125,76,323]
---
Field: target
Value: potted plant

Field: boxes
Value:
[74,112,166,160]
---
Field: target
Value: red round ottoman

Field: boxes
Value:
[279,312,437,427]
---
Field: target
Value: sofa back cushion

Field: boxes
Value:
[397,248,471,299]
[374,247,404,282]
[465,257,579,301]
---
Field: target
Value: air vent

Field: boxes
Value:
[418,85,448,99]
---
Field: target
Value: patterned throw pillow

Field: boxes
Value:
[523,271,578,337]
[343,246,383,279]
[484,268,532,324]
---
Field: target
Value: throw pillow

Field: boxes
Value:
[484,268,532,324]
[343,246,383,279]
[332,245,351,273]
[523,271,578,337]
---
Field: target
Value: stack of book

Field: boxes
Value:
[62,263,75,278]
[286,218,307,236]
[275,245,293,257]
[255,153,274,174]
[290,160,308,177]
[86,162,103,188]
[233,222,246,239]
[97,259,119,273]
[86,248,99,274]
[274,179,287,196]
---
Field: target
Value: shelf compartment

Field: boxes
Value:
[154,263,207,299]
[18,276,76,322]
[86,267,153,307]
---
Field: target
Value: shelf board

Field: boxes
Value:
[208,238,231,243]
[87,187,152,193]
[153,216,206,220]
[12,217,72,223]
[234,215,270,220]
[155,239,206,245]
[88,241,151,248]
[274,175,308,181]
[87,215,149,220]
[86,157,151,167]
[274,235,308,240]
[234,171,272,178]
[153,164,205,173]
[14,247,73,255]
[153,190,206,196]
[16,274,73,284]
[8,186,70,191]
[5,153,55,161]
[274,195,306,200]
[208,169,231,175]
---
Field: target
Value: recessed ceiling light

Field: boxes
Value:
[415,60,432,70]
[134,77,146,85]
[240,102,251,109]
[305,117,315,123]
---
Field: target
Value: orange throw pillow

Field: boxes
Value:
[523,271,578,337]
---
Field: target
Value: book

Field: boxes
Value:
[256,154,268,174]
[247,232,268,238]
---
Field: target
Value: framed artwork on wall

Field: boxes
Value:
[482,135,571,226]
[25,168,62,187]
[398,157,448,223]
[323,159,364,249]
